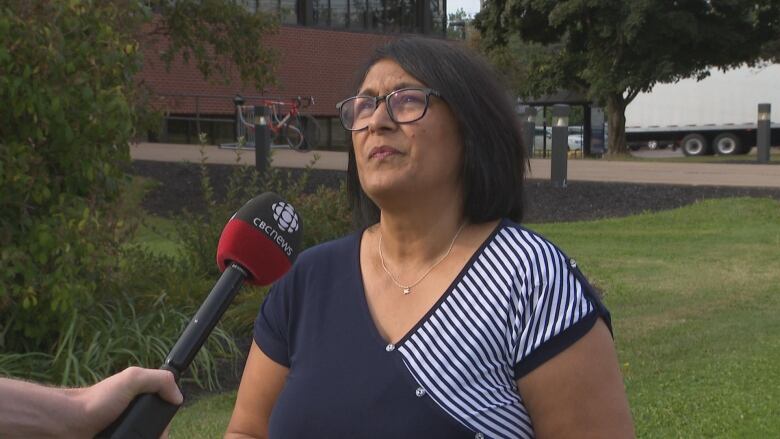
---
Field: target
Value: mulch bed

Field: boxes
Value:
[131,160,780,224]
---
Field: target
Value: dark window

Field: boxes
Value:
[367,0,383,31]
[381,0,403,33]
[349,0,367,29]
[243,0,445,35]
[312,0,330,25]
[398,0,416,33]
[256,0,279,14]
[429,0,445,34]
[280,0,298,23]
[331,0,348,27]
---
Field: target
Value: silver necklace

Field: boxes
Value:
[378,222,467,295]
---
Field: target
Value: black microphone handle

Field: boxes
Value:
[97,263,248,439]
[165,263,248,372]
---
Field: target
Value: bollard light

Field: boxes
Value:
[757,103,771,164]
[255,106,272,173]
[234,95,246,145]
[521,107,537,158]
[551,105,570,188]
[758,103,771,121]
[553,110,569,127]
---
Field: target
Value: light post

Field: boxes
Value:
[758,103,771,164]
[551,104,570,188]
[233,94,245,143]
[255,106,271,174]
[522,107,537,158]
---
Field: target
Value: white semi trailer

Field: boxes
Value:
[624,64,780,156]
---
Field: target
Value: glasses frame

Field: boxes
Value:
[335,87,442,131]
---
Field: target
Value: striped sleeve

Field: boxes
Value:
[507,228,599,379]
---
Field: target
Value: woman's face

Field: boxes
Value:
[352,59,464,207]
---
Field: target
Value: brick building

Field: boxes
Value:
[138,0,448,149]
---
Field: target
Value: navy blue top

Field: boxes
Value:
[254,219,610,439]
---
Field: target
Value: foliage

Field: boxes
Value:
[49,292,240,390]
[475,0,780,155]
[0,1,141,349]
[1,0,278,381]
[0,286,241,390]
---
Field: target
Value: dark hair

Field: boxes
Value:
[347,37,527,227]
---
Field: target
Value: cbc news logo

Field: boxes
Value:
[272,202,299,233]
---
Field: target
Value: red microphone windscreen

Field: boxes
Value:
[216,193,302,286]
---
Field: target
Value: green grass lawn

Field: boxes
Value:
[119,176,184,258]
[167,197,780,438]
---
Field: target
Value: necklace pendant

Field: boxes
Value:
[403,287,411,295]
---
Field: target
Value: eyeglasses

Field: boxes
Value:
[336,87,442,131]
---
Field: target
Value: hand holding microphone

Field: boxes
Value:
[98,193,302,438]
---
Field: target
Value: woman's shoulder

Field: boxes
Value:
[489,218,575,272]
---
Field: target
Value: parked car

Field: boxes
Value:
[568,126,583,151]
[532,126,584,153]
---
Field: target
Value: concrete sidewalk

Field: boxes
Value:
[130,142,780,188]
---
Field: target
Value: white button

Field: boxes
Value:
[385,343,395,352]
[475,433,484,439]
[415,387,426,397]
[569,258,577,268]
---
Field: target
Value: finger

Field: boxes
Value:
[124,367,184,406]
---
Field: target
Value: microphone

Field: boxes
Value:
[98,193,302,438]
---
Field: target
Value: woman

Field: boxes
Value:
[226,38,634,438]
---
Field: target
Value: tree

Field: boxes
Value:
[475,0,780,155]
[0,0,277,350]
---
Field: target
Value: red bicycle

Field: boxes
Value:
[237,96,320,151]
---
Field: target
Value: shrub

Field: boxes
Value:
[0,2,142,349]
[50,292,240,389]
[0,286,241,390]
[0,0,280,385]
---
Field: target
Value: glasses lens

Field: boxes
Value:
[388,89,427,123]
[341,97,376,130]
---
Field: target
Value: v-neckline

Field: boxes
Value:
[354,219,506,348]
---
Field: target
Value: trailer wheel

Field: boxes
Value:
[713,133,741,155]
[681,134,709,156]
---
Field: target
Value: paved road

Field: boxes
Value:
[131,142,780,188]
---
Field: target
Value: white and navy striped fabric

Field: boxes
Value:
[396,223,602,438]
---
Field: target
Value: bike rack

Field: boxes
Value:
[220,96,316,151]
